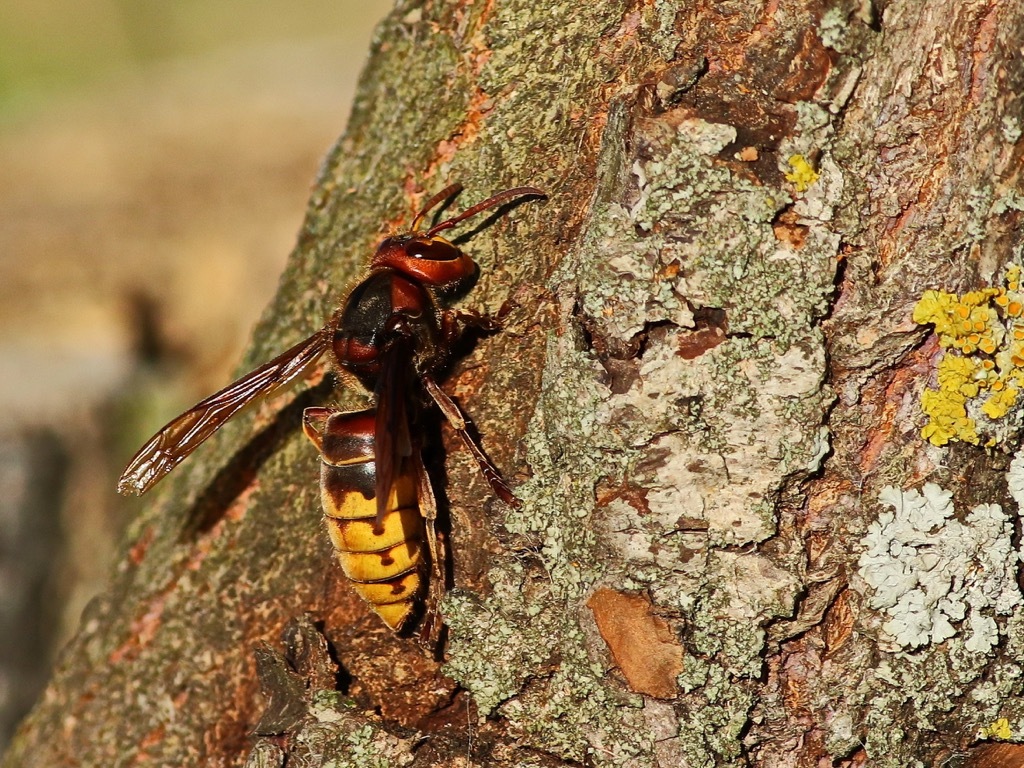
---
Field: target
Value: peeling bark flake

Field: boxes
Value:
[587,588,684,699]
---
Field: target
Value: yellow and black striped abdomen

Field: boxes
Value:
[302,407,425,630]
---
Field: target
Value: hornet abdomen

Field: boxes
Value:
[302,407,425,630]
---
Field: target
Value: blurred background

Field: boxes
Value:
[0,0,392,750]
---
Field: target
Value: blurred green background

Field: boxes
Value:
[0,1,386,115]
[0,0,392,752]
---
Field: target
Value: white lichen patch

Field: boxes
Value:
[1007,450,1024,509]
[857,483,1022,652]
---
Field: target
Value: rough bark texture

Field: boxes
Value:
[5,0,1024,766]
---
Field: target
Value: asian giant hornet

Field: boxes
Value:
[118,184,544,631]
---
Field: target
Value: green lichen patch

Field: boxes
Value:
[913,264,1024,446]
[852,645,1023,765]
[477,88,839,764]
[501,624,653,764]
[442,573,652,764]
[576,115,837,348]
[442,576,567,717]
[671,662,755,768]
[471,0,637,214]
[569,112,837,638]
[288,714,416,768]
[244,688,414,768]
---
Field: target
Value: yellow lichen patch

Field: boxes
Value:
[914,264,1024,446]
[1009,265,1022,291]
[935,354,979,397]
[913,290,961,336]
[983,386,1019,420]
[978,717,1013,741]
[920,388,977,446]
[784,154,819,192]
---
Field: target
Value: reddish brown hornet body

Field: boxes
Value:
[118,184,543,630]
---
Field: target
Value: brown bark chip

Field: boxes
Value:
[587,588,684,699]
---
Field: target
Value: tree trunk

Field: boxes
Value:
[5,1,1024,766]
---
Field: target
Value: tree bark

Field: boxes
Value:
[5,0,1024,766]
